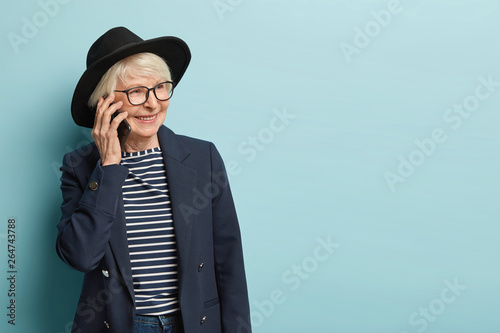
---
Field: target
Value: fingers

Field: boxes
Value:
[92,94,123,138]
[99,94,123,125]
[109,110,128,131]
[91,94,127,165]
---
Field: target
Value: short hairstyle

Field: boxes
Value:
[88,52,172,108]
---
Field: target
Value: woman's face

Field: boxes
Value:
[113,75,170,144]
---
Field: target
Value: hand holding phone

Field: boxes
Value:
[111,110,131,151]
[93,94,127,166]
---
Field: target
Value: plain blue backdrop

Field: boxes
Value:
[1,0,499,332]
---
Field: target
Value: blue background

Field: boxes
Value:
[1,0,499,332]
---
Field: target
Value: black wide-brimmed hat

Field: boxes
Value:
[71,26,191,128]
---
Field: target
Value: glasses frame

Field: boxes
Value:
[114,81,175,106]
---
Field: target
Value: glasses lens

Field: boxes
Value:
[154,82,174,101]
[128,87,148,105]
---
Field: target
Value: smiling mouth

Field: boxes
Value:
[136,114,157,121]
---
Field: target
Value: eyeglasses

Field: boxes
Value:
[114,81,175,105]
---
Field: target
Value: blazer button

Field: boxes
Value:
[102,270,109,278]
[89,181,98,191]
[198,263,204,272]
[200,315,207,325]
[104,320,110,328]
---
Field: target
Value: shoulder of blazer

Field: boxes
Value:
[157,125,213,163]
[62,141,100,174]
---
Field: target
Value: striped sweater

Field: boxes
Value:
[121,147,180,315]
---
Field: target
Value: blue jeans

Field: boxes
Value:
[134,313,184,333]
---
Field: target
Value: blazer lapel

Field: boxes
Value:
[108,193,135,301]
[158,126,197,293]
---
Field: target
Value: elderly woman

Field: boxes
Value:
[56,27,251,333]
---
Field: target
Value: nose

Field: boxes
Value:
[143,89,159,108]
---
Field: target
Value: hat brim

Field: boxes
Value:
[71,36,191,128]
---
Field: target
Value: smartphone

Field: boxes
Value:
[111,110,131,150]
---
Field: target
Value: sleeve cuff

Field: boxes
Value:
[79,161,129,215]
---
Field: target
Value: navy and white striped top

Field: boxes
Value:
[120,147,180,315]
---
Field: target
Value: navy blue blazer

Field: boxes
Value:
[56,125,251,333]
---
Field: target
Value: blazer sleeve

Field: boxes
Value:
[209,143,252,332]
[56,152,129,272]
